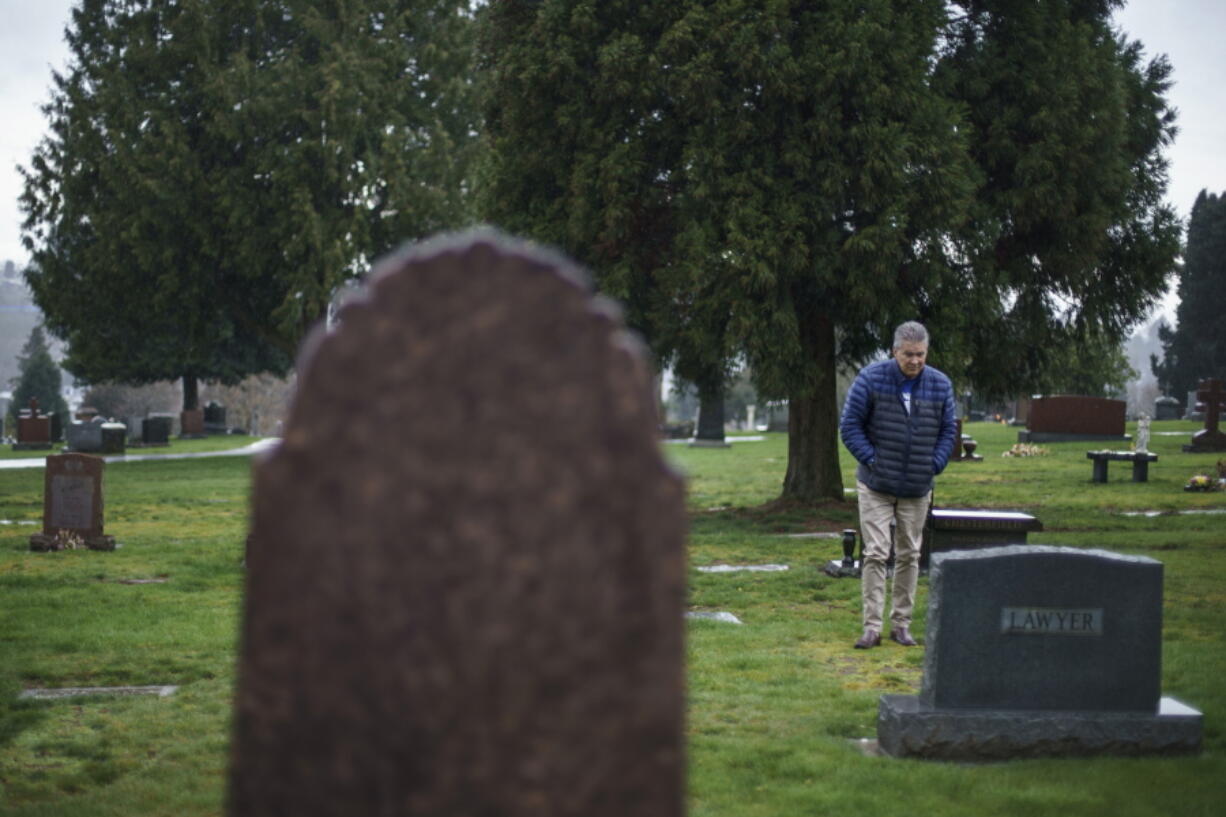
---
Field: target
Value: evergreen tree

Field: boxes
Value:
[479,1,1179,503]
[9,325,69,426]
[20,0,477,408]
[480,0,975,502]
[1153,190,1226,402]
[931,0,1181,398]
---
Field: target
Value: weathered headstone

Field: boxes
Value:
[1018,395,1128,444]
[878,546,1202,759]
[1183,378,1226,452]
[29,453,116,551]
[14,398,52,451]
[229,232,687,817]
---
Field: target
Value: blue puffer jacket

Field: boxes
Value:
[839,359,957,498]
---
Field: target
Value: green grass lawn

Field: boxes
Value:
[1,422,1223,815]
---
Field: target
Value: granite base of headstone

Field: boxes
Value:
[29,453,116,551]
[229,231,686,817]
[877,546,1203,760]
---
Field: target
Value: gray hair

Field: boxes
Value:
[893,321,929,349]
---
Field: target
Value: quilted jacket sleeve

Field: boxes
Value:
[839,372,876,467]
[931,382,957,474]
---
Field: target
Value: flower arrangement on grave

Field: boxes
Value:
[48,530,85,551]
[1183,474,1220,492]
[1002,443,1050,457]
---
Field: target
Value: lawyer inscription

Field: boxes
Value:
[1001,607,1103,636]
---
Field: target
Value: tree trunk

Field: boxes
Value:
[695,381,726,443]
[182,374,200,412]
[780,313,845,503]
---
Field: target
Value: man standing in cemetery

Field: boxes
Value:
[840,321,957,649]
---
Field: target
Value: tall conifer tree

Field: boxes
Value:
[21,0,477,408]
[1154,190,1226,401]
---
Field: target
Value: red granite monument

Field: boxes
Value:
[1019,395,1128,444]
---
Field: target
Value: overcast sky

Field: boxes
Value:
[1,1,1221,323]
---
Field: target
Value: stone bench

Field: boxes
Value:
[1086,450,1158,483]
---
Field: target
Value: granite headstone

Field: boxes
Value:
[878,546,1203,759]
[29,453,116,551]
[65,417,106,452]
[1019,395,1129,444]
[229,232,687,817]
[14,398,52,451]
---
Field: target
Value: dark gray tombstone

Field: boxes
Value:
[65,417,106,452]
[1154,395,1180,420]
[229,232,687,817]
[921,508,1042,568]
[203,401,227,434]
[878,546,1203,759]
[143,415,173,445]
[99,421,126,454]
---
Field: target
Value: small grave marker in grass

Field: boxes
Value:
[19,685,178,700]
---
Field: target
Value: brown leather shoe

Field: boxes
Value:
[854,628,881,649]
[889,626,918,647]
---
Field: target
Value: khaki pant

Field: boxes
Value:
[857,481,931,632]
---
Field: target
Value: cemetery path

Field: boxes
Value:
[0,438,280,469]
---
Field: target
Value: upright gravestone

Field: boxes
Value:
[203,401,228,434]
[29,453,117,551]
[1154,395,1180,421]
[878,546,1202,759]
[1019,395,1128,444]
[143,415,173,445]
[180,408,205,438]
[65,417,106,453]
[14,398,52,451]
[229,232,687,817]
